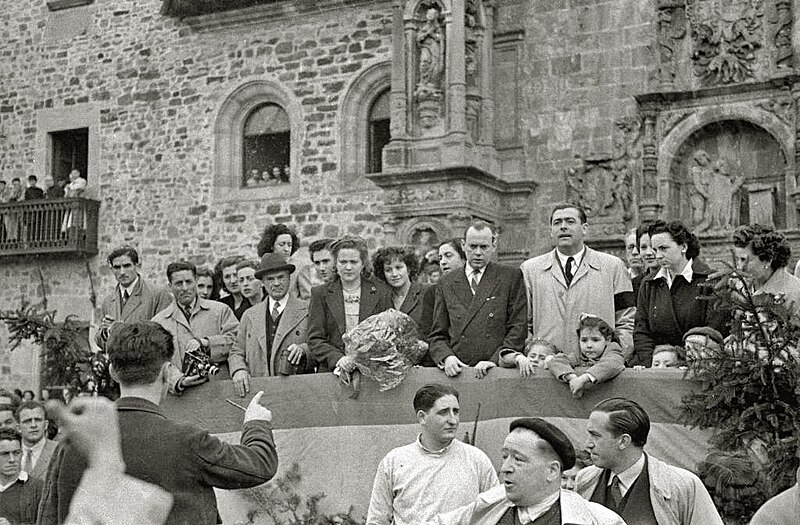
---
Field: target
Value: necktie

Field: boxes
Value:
[564,256,575,286]
[271,303,280,322]
[610,475,623,508]
[22,448,32,474]
[182,306,192,323]
[121,289,130,306]
[470,272,480,295]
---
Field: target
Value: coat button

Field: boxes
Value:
[488,313,494,318]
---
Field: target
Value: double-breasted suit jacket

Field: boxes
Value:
[229,295,315,377]
[95,276,172,346]
[429,262,528,366]
[308,276,393,372]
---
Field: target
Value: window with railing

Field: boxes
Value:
[0,198,99,257]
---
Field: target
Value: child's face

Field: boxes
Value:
[526,344,553,369]
[651,350,679,368]
[578,327,607,360]
[561,465,582,490]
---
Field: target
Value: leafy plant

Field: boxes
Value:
[682,262,800,523]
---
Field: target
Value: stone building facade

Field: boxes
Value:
[2,0,800,387]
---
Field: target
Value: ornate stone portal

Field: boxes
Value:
[369,0,534,261]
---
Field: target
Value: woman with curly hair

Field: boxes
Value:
[633,220,728,366]
[734,225,800,316]
[214,255,249,319]
[257,223,318,300]
[308,236,393,373]
[372,246,436,344]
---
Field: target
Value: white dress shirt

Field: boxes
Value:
[268,294,289,317]
[517,491,561,523]
[610,453,646,497]
[556,246,586,278]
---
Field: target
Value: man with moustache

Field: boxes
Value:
[520,203,635,362]
[576,397,722,524]
[151,261,238,394]
[432,418,623,524]
[367,384,498,525]
[229,253,315,396]
[429,220,528,377]
[97,245,172,348]
[15,401,57,482]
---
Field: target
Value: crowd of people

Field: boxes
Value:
[2,200,800,523]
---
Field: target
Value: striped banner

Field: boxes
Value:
[162,368,710,524]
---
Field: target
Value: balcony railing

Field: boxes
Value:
[0,198,100,257]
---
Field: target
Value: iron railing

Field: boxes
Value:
[0,198,100,257]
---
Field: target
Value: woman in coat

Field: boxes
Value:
[633,220,727,366]
[308,236,393,373]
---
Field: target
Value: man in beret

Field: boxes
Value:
[432,418,624,524]
[682,326,723,361]
[576,397,722,525]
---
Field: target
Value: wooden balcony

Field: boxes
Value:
[0,198,100,258]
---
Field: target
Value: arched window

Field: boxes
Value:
[242,103,291,187]
[367,90,391,174]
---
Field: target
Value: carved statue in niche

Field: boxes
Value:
[610,116,642,221]
[465,0,479,28]
[688,149,712,229]
[410,226,440,259]
[416,6,444,92]
[656,3,686,87]
[770,0,792,68]
[686,0,764,85]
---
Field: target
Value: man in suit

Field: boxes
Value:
[38,321,278,525]
[0,428,42,525]
[15,400,56,482]
[432,418,624,525]
[520,203,636,362]
[23,175,44,200]
[152,261,238,394]
[97,245,172,347]
[576,397,722,525]
[428,220,527,377]
[230,253,315,397]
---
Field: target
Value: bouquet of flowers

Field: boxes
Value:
[343,309,428,391]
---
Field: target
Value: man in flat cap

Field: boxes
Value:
[576,397,722,525]
[432,417,624,524]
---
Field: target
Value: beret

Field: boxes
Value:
[509,417,576,470]
[683,326,723,346]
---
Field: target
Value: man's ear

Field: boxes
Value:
[416,409,427,426]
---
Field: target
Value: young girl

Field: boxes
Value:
[548,314,625,398]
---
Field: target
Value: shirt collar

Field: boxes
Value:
[24,439,45,454]
[465,264,485,280]
[556,246,586,269]
[517,491,560,524]
[269,294,289,311]
[415,434,453,455]
[0,471,28,492]
[119,276,140,295]
[610,453,646,495]
[655,259,694,288]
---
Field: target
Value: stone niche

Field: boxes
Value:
[369,0,535,261]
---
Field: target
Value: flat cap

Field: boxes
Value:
[683,326,724,346]
[509,417,576,470]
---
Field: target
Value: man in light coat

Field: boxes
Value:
[520,203,635,361]
[431,418,624,525]
[16,400,57,482]
[576,397,723,525]
[229,253,315,397]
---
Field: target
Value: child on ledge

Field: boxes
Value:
[498,337,558,376]
[548,314,625,398]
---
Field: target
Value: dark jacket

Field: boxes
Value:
[24,186,44,200]
[633,259,728,366]
[37,397,278,525]
[308,276,393,371]
[45,185,64,199]
[428,262,528,366]
[399,282,435,342]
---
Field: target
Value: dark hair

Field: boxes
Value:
[107,245,140,266]
[577,315,620,345]
[550,202,587,224]
[107,322,175,386]
[647,220,700,260]
[330,236,372,278]
[166,261,196,283]
[22,390,34,400]
[733,225,791,271]
[652,345,685,364]
[0,389,21,415]
[309,238,334,256]
[235,259,259,272]
[463,219,497,239]
[372,246,421,283]
[28,175,37,182]
[593,397,650,447]
[257,224,300,257]
[413,384,459,413]
[14,400,45,420]
[214,255,245,293]
[11,177,20,183]
[0,428,21,444]
[195,265,220,300]
[438,238,466,261]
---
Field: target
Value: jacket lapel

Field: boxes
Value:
[327,281,347,335]
[570,248,595,287]
[549,250,569,289]
[273,296,306,350]
[451,270,475,308]
[250,302,268,351]
[463,263,499,327]
[400,282,422,314]
[359,278,381,321]
[121,278,145,321]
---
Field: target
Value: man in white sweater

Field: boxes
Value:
[366,384,499,525]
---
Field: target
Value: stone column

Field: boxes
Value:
[391,0,409,138]
[446,1,466,135]
[638,110,662,223]
[479,1,494,145]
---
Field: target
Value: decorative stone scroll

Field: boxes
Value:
[686,0,764,85]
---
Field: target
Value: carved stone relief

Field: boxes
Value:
[770,0,793,68]
[686,0,764,85]
[415,2,445,130]
[656,1,687,89]
[688,149,745,231]
[660,110,695,139]
[756,97,793,125]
